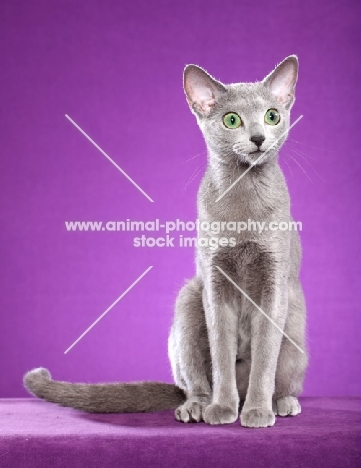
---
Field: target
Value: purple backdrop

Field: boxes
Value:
[1,0,360,398]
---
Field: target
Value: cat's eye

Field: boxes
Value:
[223,112,242,129]
[264,109,280,125]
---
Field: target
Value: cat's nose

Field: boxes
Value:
[250,133,265,148]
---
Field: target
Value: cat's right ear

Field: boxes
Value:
[263,56,299,109]
[183,65,226,117]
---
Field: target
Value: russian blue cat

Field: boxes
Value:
[25,55,307,428]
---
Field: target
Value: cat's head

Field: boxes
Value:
[183,56,298,166]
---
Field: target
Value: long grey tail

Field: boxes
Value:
[24,368,186,413]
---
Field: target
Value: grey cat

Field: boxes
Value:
[24,55,307,428]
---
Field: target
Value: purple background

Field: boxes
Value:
[1,0,360,398]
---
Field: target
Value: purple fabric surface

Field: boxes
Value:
[1,0,361,399]
[1,398,360,467]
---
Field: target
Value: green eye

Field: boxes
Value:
[223,112,242,129]
[264,109,280,125]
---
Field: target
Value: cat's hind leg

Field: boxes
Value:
[168,277,212,423]
[273,396,301,416]
[274,279,308,417]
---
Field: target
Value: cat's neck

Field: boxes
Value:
[207,148,280,193]
[198,148,289,219]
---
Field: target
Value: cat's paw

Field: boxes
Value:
[240,407,275,428]
[203,403,238,425]
[274,396,301,417]
[175,400,207,423]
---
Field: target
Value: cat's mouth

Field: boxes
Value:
[249,150,265,156]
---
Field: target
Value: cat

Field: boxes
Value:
[24,55,308,428]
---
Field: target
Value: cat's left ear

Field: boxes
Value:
[263,55,298,109]
[184,65,226,117]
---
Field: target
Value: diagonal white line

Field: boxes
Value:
[65,114,154,203]
[64,266,153,354]
[215,115,303,203]
[216,266,304,354]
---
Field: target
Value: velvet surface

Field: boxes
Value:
[1,0,361,399]
[1,398,360,467]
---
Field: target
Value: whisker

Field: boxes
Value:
[179,151,206,165]
[287,147,325,182]
[284,141,316,161]
[184,164,206,189]
[288,153,315,185]
[286,137,334,153]
[281,154,294,178]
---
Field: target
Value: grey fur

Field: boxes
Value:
[24,368,185,412]
[24,56,307,427]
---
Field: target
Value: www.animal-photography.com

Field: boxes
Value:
[1,0,360,467]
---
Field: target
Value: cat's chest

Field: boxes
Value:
[198,190,277,230]
[198,169,290,227]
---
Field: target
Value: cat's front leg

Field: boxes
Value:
[202,276,239,425]
[240,264,288,428]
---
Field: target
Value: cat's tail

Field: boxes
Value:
[23,368,186,413]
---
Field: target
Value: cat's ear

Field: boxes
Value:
[184,65,226,117]
[263,55,298,109]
